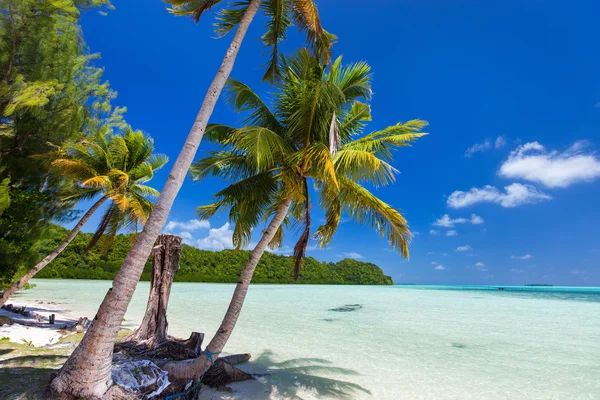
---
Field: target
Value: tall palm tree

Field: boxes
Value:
[49,2,334,397]
[162,49,427,378]
[0,129,167,306]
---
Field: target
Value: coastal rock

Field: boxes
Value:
[329,304,363,312]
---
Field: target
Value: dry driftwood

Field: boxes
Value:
[169,331,204,355]
[203,357,253,387]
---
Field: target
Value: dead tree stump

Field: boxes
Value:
[124,234,182,346]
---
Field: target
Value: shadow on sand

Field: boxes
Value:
[0,355,67,399]
[230,350,371,399]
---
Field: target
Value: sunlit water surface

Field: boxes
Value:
[14,280,600,400]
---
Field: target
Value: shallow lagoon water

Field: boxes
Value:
[14,280,600,399]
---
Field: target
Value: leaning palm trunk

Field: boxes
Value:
[0,195,109,307]
[162,199,292,379]
[48,1,263,397]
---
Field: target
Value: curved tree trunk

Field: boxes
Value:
[48,1,263,398]
[123,234,182,346]
[0,195,109,307]
[163,199,292,379]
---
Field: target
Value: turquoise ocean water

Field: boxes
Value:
[12,280,600,399]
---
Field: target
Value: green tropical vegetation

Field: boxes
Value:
[0,0,424,396]
[0,0,117,286]
[32,224,393,285]
[157,49,425,379]
[45,2,345,393]
[0,129,167,306]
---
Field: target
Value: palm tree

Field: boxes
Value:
[49,2,334,397]
[161,49,427,378]
[0,129,167,307]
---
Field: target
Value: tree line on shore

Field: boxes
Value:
[35,224,394,285]
[0,0,424,396]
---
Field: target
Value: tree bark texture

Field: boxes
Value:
[124,234,182,346]
[162,199,293,379]
[48,1,263,397]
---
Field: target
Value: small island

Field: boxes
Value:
[524,284,554,287]
[35,225,394,285]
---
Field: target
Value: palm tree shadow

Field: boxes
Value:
[235,350,371,400]
[0,355,68,399]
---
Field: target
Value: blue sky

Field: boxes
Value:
[70,0,600,286]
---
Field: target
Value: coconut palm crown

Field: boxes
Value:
[191,49,427,277]
[165,0,336,82]
[52,128,168,250]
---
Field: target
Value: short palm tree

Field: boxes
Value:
[49,3,334,395]
[162,49,427,378]
[0,129,167,306]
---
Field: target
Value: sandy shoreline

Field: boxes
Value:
[0,299,82,346]
[0,297,270,400]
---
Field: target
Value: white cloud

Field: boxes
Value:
[306,245,326,251]
[475,262,487,271]
[456,245,472,252]
[499,141,600,188]
[429,230,440,236]
[267,245,293,255]
[341,252,364,259]
[196,223,234,251]
[495,136,507,149]
[470,214,484,224]
[510,268,524,273]
[431,261,438,265]
[179,231,193,240]
[433,214,484,228]
[165,219,210,232]
[446,230,457,236]
[511,254,533,260]
[465,136,506,157]
[434,265,446,271]
[447,183,551,208]
[178,231,194,245]
[465,140,491,157]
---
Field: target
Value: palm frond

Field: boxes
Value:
[261,0,292,82]
[292,178,310,279]
[214,0,251,37]
[224,79,282,132]
[291,0,334,65]
[204,124,238,144]
[327,57,372,101]
[51,159,97,180]
[86,202,117,252]
[198,171,279,249]
[337,177,411,258]
[131,184,161,198]
[290,143,337,189]
[230,126,294,171]
[81,175,112,189]
[268,224,284,250]
[342,120,428,160]
[165,0,224,22]
[334,149,397,187]
[338,101,371,142]
[191,150,254,182]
